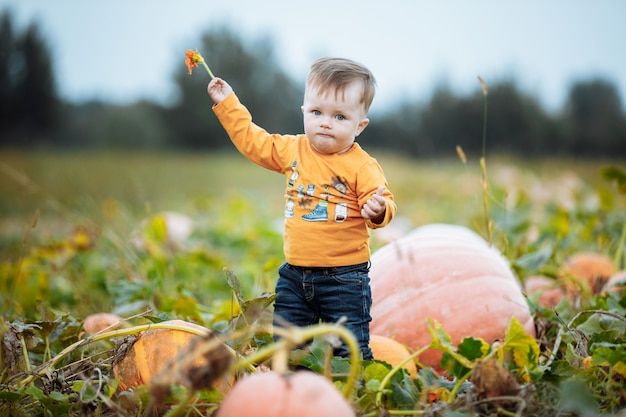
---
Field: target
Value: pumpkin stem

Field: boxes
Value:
[271,346,290,374]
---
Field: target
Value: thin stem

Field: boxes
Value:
[481,85,488,158]
[271,348,289,374]
[375,345,430,407]
[448,370,472,401]
[201,61,215,79]
[477,76,491,246]
[543,309,626,369]
[481,157,492,246]
[19,334,32,383]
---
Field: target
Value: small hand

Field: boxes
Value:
[207,77,233,104]
[361,185,387,224]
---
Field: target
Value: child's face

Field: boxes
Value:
[302,81,370,155]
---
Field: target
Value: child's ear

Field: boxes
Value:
[356,118,370,136]
[301,106,304,114]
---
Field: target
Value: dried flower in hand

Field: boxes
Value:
[185,49,215,79]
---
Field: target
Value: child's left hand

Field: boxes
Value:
[207,77,233,105]
[361,185,387,224]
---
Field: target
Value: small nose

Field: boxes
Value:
[320,115,332,127]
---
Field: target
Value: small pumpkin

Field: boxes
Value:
[112,320,232,393]
[215,371,355,417]
[523,276,565,307]
[83,312,123,334]
[559,251,615,295]
[369,334,417,377]
[369,224,535,372]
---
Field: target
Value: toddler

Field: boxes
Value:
[207,57,396,359]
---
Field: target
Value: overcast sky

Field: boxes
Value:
[2,0,625,113]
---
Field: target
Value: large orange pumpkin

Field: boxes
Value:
[113,320,232,392]
[215,371,355,417]
[369,224,535,371]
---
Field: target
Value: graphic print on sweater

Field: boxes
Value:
[284,160,350,224]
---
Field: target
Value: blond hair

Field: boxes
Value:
[306,57,376,113]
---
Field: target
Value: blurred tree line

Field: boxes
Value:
[1,10,625,158]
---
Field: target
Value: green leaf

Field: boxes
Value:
[427,319,477,370]
[442,337,489,378]
[240,292,278,320]
[23,385,44,400]
[386,370,419,410]
[48,390,70,402]
[223,268,244,307]
[559,378,598,415]
[458,337,490,362]
[329,355,352,376]
[591,343,626,370]
[600,166,626,194]
[363,362,390,382]
[230,292,277,330]
[73,380,97,402]
[365,378,383,393]
[426,318,453,351]
[0,390,24,402]
[577,312,626,340]
[514,246,553,274]
[501,317,541,381]
[293,344,352,377]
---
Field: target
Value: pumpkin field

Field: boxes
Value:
[1,150,625,417]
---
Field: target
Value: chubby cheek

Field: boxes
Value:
[343,124,360,139]
[302,117,314,136]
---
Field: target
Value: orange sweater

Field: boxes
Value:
[213,93,396,267]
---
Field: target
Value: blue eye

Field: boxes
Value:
[313,110,321,116]
[336,115,345,121]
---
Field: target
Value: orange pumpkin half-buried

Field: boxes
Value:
[369,224,535,372]
[113,320,232,392]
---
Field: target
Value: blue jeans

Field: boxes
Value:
[273,261,373,360]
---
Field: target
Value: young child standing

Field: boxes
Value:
[207,57,396,360]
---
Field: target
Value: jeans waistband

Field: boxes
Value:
[287,261,369,274]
